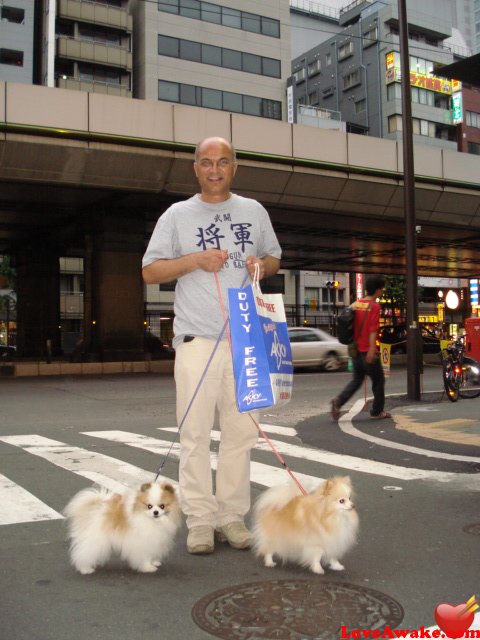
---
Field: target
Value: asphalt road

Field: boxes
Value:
[0,367,478,640]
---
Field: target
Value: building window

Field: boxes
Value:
[78,64,122,85]
[388,114,402,133]
[305,287,320,309]
[1,6,25,23]
[158,80,281,120]
[387,83,401,101]
[355,99,366,113]
[467,141,480,155]
[466,111,480,128]
[78,26,122,46]
[308,58,321,76]
[338,40,354,60]
[158,0,280,38]
[326,52,332,67]
[343,69,360,90]
[363,26,377,47]
[0,48,23,66]
[179,0,201,20]
[158,35,281,78]
[158,79,180,102]
[294,67,306,83]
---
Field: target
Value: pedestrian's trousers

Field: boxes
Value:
[337,352,385,416]
[174,337,259,529]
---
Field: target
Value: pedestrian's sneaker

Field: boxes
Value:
[187,525,214,554]
[215,521,252,550]
[330,398,341,421]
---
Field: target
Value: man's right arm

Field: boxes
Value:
[142,249,228,284]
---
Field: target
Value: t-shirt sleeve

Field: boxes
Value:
[142,207,179,268]
[257,202,282,259]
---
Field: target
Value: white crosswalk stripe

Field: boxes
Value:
[0,417,478,527]
[157,426,472,483]
[0,472,63,525]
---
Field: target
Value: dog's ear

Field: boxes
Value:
[161,483,175,494]
[140,483,151,492]
[343,476,352,486]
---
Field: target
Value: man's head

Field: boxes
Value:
[365,275,386,297]
[194,137,238,203]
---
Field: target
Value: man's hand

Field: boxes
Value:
[246,256,265,280]
[196,249,228,273]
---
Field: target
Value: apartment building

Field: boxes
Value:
[130,0,291,120]
[0,1,35,83]
[290,0,458,149]
[37,0,133,97]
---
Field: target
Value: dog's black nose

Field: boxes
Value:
[153,510,159,517]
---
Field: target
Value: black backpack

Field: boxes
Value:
[337,306,354,345]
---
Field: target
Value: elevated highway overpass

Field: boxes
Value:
[1,82,480,358]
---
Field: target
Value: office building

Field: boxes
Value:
[0,1,35,84]
[290,0,458,148]
[130,0,291,120]
[36,0,133,97]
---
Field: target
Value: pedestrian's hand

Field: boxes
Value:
[246,256,265,280]
[197,249,228,272]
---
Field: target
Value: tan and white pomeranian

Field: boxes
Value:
[64,481,180,575]
[252,476,358,575]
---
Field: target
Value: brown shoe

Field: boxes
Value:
[215,521,252,550]
[331,398,341,421]
[187,525,214,554]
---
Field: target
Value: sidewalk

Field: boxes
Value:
[386,390,480,447]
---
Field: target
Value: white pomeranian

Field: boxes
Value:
[252,476,358,575]
[64,481,180,575]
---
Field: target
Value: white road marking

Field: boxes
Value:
[157,426,476,484]
[0,472,63,526]
[82,431,323,491]
[0,435,171,494]
[340,399,480,463]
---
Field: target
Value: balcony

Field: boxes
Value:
[57,76,132,98]
[57,0,132,31]
[56,36,132,71]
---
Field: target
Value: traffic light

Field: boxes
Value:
[325,280,340,287]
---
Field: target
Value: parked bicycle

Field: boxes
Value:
[442,337,480,402]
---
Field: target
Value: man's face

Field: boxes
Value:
[194,139,237,203]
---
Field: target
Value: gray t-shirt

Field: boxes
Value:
[142,193,282,348]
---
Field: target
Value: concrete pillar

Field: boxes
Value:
[84,212,145,362]
[16,245,61,358]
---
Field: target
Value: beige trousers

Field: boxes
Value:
[174,337,259,529]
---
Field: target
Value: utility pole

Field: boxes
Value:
[398,0,421,400]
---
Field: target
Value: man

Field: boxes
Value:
[331,275,391,421]
[142,137,281,554]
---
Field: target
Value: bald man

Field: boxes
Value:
[143,137,281,555]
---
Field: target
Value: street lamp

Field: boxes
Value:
[398,0,421,400]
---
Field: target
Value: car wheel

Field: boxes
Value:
[323,352,341,371]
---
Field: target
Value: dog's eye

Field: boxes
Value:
[147,504,153,510]
[339,499,345,504]
[159,504,165,510]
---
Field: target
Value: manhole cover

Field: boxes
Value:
[191,579,404,640]
[463,522,480,536]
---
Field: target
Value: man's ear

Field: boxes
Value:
[193,162,199,178]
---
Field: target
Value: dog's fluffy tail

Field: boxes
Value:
[253,483,304,515]
[63,486,113,520]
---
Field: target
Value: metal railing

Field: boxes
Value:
[289,0,340,20]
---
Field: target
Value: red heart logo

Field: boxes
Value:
[434,603,475,638]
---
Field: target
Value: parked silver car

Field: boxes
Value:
[287,326,348,371]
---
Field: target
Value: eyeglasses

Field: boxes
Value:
[197,158,233,169]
